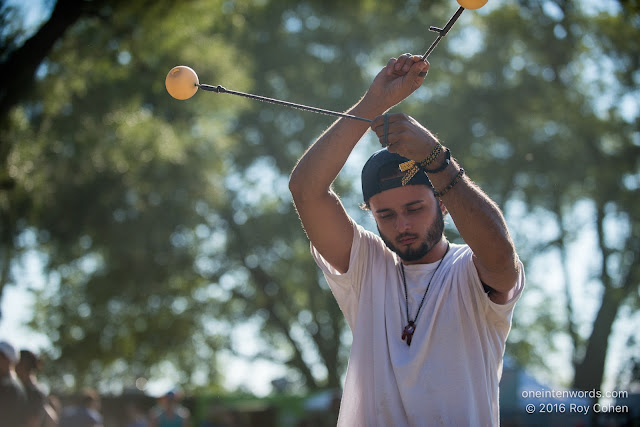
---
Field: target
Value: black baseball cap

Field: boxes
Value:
[361,149,433,205]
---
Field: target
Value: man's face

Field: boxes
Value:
[369,184,445,264]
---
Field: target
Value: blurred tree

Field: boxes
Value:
[0,0,248,391]
[0,0,638,403]
[1,0,92,310]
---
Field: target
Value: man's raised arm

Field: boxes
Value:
[369,114,521,303]
[289,55,429,274]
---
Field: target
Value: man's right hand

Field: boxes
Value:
[361,53,430,114]
[289,54,429,274]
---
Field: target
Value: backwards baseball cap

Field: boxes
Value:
[0,340,18,364]
[361,149,432,204]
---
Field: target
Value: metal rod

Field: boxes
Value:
[193,6,467,122]
[198,84,372,123]
[421,6,466,60]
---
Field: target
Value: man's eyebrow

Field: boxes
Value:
[374,200,424,214]
[374,207,393,215]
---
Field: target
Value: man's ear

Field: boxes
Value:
[439,199,448,217]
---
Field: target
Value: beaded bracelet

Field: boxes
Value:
[434,168,465,198]
[424,148,451,174]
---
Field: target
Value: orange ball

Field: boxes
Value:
[457,0,488,9]
[165,66,199,100]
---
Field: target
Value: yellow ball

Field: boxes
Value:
[457,0,488,9]
[165,66,199,100]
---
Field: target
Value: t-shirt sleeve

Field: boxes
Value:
[310,222,381,331]
[454,246,525,321]
[479,256,525,316]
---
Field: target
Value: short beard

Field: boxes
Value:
[378,205,445,262]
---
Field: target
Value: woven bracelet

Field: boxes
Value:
[424,148,451,173]
[420,143,442,168]
[398,145,449,185]
[434,168,465,198]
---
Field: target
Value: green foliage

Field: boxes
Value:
[0,0,638,397]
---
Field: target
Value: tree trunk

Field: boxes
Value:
[0,0,87,119]
[572,289,622,391]
[0,0,86,304]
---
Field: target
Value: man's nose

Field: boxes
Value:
[395,214,411,232]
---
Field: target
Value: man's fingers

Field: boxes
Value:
[371,113,406,132]
[414,57,430,77]
[395,54,429,74]
[394,53,414,72]
[371,115,411,148]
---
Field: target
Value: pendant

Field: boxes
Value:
[402,321,416,346]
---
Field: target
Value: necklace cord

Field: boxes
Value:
[400,243,450,337]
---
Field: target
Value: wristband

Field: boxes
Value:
[424,148,451,173]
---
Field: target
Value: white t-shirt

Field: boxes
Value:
[311,223,525,427]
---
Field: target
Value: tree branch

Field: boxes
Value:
[552,193,581,368]
[0,0,89,119]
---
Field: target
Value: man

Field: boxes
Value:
[289,54,524,425]
[59,389,103,427]
[0,339,28,427]
[149,391,190,427]
[16,349,59,427]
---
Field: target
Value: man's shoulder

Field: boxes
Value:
[448,241,471,253]
[353,224,400,266]
[353,223,390,251]
[444,242,472,264]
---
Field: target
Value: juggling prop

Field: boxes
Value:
[165,0,488,121]
[165,65,373,122]
[421,0,488,60]
[165,66,199,100]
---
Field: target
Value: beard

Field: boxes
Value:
[378,205,445,262]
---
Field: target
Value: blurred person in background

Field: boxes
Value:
[0,339,28,426]
[59,388,103,427]
[149,391,190,427]
[16,349,59,427]
[125,402,149,427]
